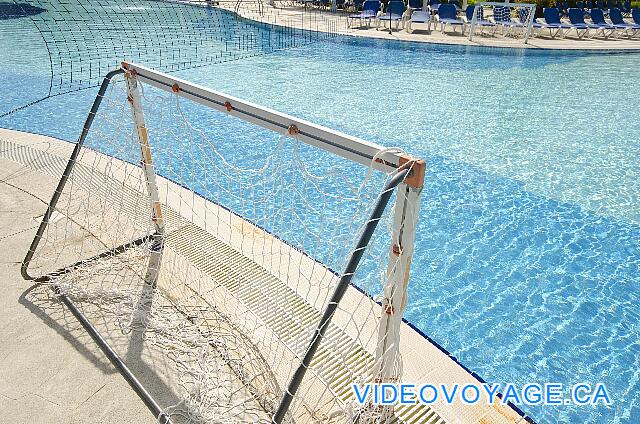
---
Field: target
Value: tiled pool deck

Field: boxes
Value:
[0,134,158,423]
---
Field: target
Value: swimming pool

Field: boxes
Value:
[2,3,639,424]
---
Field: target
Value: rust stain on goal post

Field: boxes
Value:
[124,69,165,228]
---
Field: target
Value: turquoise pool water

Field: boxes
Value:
[2,3,640,424]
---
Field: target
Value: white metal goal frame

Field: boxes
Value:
[468,2,536,44]
[21,62,425,423]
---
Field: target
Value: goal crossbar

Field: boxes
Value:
[121,61,404,174]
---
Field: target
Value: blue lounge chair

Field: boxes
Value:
[436,3,465,33]
[378,0,406,30]
[429,0,441,13]
[530,17,554,33]
[568,7,611,37]
[633,8,640,24]
[464,5,497,36]
[543,7,579,37]
[590,8,619,32]
[609,7,640,36]
[406,9,431,32]
[347,0,380,27]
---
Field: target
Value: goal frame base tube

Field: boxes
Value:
[57,289,172,424]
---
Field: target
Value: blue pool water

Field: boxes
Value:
[2,4,640,424]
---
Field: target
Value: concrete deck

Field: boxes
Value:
[221,0,640,51]
[0,128,531,423]
[0,139,158,423]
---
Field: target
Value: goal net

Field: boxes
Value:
[0,0,334,118]
[467,2,536,43]
[23,63,424,423]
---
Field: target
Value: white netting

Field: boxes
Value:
[25,71,421,423]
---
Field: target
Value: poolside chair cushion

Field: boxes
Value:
[530,18,549,28]
[568,7,587,24]
[568,7,606,28]
[408,0,423,10]
[349,0,380,18]
[590,8,615,26]
[610,7,640,27]
[438,4,461,21]
[544,7,576,28]
[379,0,405,20]
[623,0,631,12]
[410,10,430,23]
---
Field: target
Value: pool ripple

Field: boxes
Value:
[1,26,639,424]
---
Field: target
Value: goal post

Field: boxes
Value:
[468,2,536,44]
[21,62,425,423]
[125,70,166,289]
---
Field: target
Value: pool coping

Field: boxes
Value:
[215,1,640,53]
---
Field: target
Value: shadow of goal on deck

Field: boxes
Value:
[18,283,208,424]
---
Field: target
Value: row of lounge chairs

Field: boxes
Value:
[544,7,640,38]
[302,0,461,12]
[555,0,633,16]
[347,1,640,39]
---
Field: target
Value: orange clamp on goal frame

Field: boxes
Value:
[398,154,426,189]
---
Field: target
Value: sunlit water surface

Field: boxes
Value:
[1,8,639,424]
